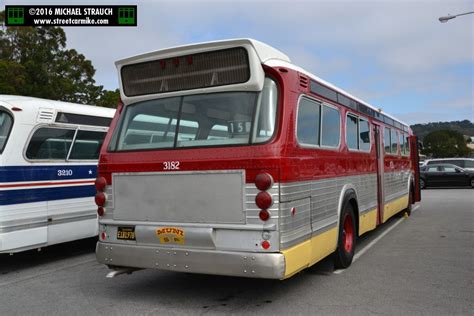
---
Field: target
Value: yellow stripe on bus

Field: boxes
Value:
[359,208,377,235]
[383,194,409,222]
[282,227,338,279]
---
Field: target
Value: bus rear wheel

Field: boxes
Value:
[334,203,356,269]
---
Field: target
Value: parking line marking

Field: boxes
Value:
[334,204,419,274]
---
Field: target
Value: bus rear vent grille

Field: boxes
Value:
[37,108,56,123]
[121,47,250,97]
[299,75,309,89]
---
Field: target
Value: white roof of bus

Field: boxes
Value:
[115,38,290,67]
[0,95,115,118]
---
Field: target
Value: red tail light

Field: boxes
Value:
[255,173,273,191]
[261,240,270,249]
[259,210,270,221]
[95,192,106,206]
[95,177,107,192]
[255,191,273,210]
[97,207,105,217]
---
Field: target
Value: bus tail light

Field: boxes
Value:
[255,173,273,191]
[261,240,270,250]
[95,192,106,206]
[95,177,107,192]
[100,231,107,240]
[255,191,273,210]
[259,210,270,221]
[97,207,105,217]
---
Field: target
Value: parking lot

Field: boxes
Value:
[1,189,473,315]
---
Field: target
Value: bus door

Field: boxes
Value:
[374,124,384,225]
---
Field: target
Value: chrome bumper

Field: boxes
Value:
[96,242,286,279]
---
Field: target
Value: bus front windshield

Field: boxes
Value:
[110,77,278,151]
[0,111,13,154]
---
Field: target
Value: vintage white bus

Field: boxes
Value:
[0,95,115,253]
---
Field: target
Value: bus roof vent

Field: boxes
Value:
[37,108,56,123]
[299,74,309,89]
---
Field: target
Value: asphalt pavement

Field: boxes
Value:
[1,189,472,315]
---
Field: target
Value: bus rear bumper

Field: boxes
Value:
[96,242,286,279]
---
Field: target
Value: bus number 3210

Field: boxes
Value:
[57,169,73,176]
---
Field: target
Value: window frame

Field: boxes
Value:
[23,124,108,162]
[0,109,14,154]
[345,112,371,153]
[345,112,359,151]
[401,133,409,156]
[296,95,321,147]
[384,126,392,155]
[295,94,341,151]
[320,102,341,149]
[390,129,399,155]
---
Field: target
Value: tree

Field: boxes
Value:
[96,89,120,108]
[0,11,103,104]
[421,130,471,158]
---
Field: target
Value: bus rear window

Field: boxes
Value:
[0,111,13,153]
[111,77,278,151]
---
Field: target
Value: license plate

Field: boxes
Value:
[117,226,136,240]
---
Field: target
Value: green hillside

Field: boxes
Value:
[410,120,474,140]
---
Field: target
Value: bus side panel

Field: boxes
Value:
[0,202,48,252]
[47,197,98,245]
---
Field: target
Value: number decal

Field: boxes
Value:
[163,161,180,170]
[57,169,73,176]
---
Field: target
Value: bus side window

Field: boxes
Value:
[391,129,398,154]
[384,127,391,153]
[297,97,320,146]
[399,132,406,156]
[26,128,75,160]
[68,130,107,160]
[359,118,370,151]
[346,114,358,150]
[0,111,13,153]
[405,134,410,155]
[321,105,340,147]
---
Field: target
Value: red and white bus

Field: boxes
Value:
[95,39,420,279]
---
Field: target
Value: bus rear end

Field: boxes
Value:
[95,39,290,279]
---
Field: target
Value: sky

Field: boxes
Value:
[3,0,474,124]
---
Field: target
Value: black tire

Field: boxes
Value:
[334,202,356,269]
[405,186,413,216]
[420,178,426,189]
[470,178,474,188]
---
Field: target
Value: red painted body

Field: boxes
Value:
[98,64,419,201]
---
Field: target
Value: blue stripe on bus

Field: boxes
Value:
[0,185,96,205]
[0,165,97,183]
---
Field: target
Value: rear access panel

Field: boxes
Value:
[112,170,246,224]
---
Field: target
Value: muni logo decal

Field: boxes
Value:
[156,227,185,245]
